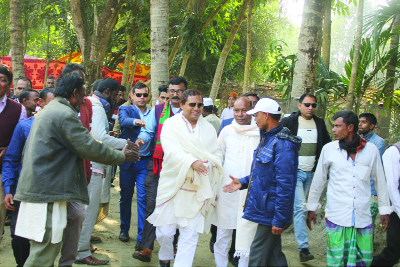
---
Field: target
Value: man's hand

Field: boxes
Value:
[109,131,117,137]
[272,225,284,235]
[0,147,7,163]
[135,119,146,129]
[223,175,242,193]
[4,194,15,211]
[191,160,209,176]
[306,211,317,230]
[123,140,140,162]
[135,138,145,148]
[380,215,390,232]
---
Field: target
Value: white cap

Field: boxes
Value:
[203,97,213,107]
[247,98,281,115]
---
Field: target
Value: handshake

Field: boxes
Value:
[122,140,141,162]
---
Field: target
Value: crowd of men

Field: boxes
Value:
[0,62,399,267]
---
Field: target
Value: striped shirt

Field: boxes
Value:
[298,116,317,171]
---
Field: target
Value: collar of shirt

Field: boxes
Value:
[361,131,375,142]
[171,105,180,115]
[180,113,196,134]
[132,104,150,119]
[0,94,7,114]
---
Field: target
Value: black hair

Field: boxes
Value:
[91,79,102,92]
[243,92,259,101]
[204,106,213,113]
[54,73,85,98]
[0,64,13,85]
[158,84,168,95]
[18,88,38,103]
[119,85,127,92]
[61,63,85,76]
[39,87,55,100]
[180,89,202,104]
[131,83,149,94]
[359,112,377,126]
[17,77,33,88]
[169,76,188,90]
[299,93,317,103]
[47,75,55,80]
[97,78,120,93]
[269,113,281,121]
[332,111,359,134]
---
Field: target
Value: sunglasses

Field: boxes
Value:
[303,103,317,108]
[160,96,169,100]
[187,102,204,108]
[135,93,149,97]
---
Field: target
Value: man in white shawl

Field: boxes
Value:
[147,89,223,267]
[214,97,260,267]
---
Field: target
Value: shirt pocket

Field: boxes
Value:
[256,150,273,164]
[357,163,371,183]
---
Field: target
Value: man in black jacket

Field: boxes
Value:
[280,93,330,262]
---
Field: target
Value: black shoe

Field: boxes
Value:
[119,231,129,242]
[209,238,215,253]
[135,241,142,251]
[299,248,314,262]
[159,260,170,267]
[228,254,239,267]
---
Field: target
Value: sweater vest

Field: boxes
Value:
[0,98,22,148]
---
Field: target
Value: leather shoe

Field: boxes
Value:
[119,231,129,242]
[300,248,314,262]
[135,241,142,251]
[132,248,152,262]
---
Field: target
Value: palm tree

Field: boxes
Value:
[10,0,25,86]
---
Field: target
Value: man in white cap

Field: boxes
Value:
[224,98,301,266]
[203,97,220,133]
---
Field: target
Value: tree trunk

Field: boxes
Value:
[345,0,364,111]
[10,0,25,87]
[44,23,51,83]
[121,34,135,88]
[291,0,326,98]
[150,0,169,104]
[179,54,190,77]
[209,0,249,101]
[128,53,139,90]
[168,37,183,70]
[243,0,254,93]
[322,0,331,69]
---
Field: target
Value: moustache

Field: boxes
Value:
[171,96,180,100]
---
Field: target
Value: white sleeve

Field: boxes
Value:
[383,146,400,216]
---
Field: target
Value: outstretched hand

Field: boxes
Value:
[135,138,145,148]
[191,160,209,176]
[306,211,317,230]
[135,119,146,129]
[223,175,242,193]
[123,140,140,162]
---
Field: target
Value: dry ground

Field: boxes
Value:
[0,177,397,267]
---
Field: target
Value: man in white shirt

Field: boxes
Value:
[220,92,237,122]
[306,111,391,267]
[371,142,400,266]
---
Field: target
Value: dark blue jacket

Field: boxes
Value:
[217,118,234,136]
[239,125,301,228]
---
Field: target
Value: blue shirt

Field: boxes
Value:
[131,105,152,157]
[1,117,34,195]
[217,118,234,136]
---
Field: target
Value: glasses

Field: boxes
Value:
[16,87,24,90]
[303,103,317,108]
[135,93,149,97]
[169,89,184,94]
[160,96,169,100]
[187,102,204,108]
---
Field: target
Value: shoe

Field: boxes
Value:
[173,244,177,257]
[209,237,215,253]
[228,254,239,267]
[119,231,129,242]
[75,255,109,265]
[299,248,314,262]
[135,241,142,252]
[90,235,102,243]
[132,248,152,262]
[159,260,170,267]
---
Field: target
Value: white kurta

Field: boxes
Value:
[215,119,259,229]
[147,114,224,234]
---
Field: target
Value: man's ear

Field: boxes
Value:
[103,88,110,98]
[348,123,354,133]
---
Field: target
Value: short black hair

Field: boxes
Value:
[40,87,54,100]
[332,111,358,134]
[97,78,120,93]
[181,89,202,104]
[269,113,281,121]
[119,85,127,92]
[54,73,85,99]
[18,88,38,103]
[158,84,168,95]
[169,76,188,90]
[91,79,102,91]
[299,93,317,103]
[204,106,213,113]
[243,92,259,101]
[0,64,12,85]
[61,63,85,76]
[131,83,149,94]
[359,112,377,126]
[47,75,55,80]
[17,77,33,88]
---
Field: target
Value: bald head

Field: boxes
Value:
[234,97,252,125]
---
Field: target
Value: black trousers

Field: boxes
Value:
[371,212,400,266]
[10,200,30,267]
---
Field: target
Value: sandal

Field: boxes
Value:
[90,235,102,243]
[90,243,98,253]
[75,255,109,265]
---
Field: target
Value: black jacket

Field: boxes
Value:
[280,111,331,171]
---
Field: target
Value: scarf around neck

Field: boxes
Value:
[93,91,110,113]
[339,135,366,158]
[231,117,259,136]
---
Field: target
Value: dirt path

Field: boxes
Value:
[0,178,397,267]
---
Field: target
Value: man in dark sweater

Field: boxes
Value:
[0,64,26,245]
[280,93,331,262]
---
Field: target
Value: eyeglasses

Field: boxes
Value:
[303,103,317,108]
[16,87,24,90]
[169,89,184,94]
[187,102,204,108]
[160,96,169,100]
[135,93,149,97]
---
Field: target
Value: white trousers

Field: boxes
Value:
[156,224,199,267]
[214,228,233,267]
[238,255,250,267]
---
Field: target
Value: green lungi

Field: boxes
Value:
[326,219,373,267]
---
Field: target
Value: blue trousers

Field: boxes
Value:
[119,158,150,242]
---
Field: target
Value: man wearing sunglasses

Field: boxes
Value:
[117,83,152,250]
[280,93,331,262]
